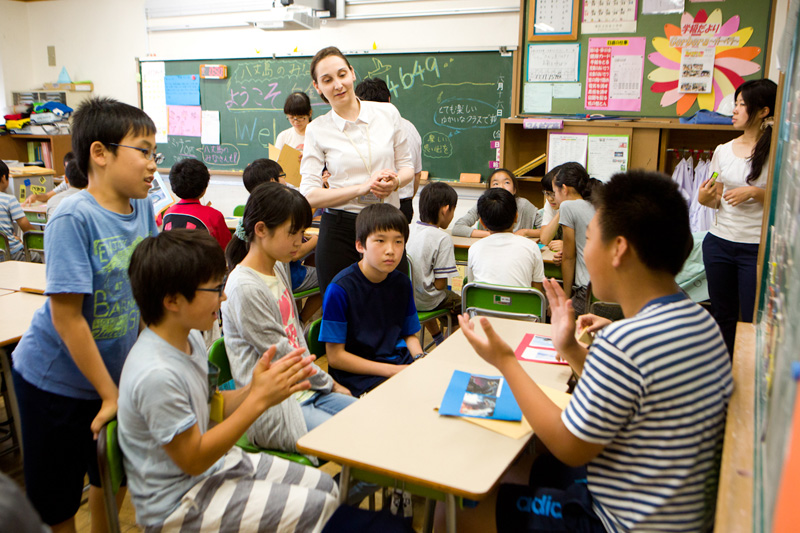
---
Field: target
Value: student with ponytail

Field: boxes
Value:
[223,182,355,455]
[540,162,603,316]
[698,79,777,354]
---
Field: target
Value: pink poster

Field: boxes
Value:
[585,37,646,112]
[168,105,202,137]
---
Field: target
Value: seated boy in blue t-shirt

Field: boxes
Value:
[119,229,337,531]
[320,203,423,397]
[446,170,733,533]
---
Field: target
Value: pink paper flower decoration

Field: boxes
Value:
[647,9,762,116]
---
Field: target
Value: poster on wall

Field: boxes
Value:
[585,37,646,111]
[587,135,629,181]
[141,61,168,144]
[679,47,715,93]
[582,0,638,34]
[547,133,588,171]
[527,44,581,82]
[642,0,684,15]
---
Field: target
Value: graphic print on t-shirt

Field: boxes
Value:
[91,235,145,340]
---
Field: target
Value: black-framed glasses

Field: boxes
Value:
[278,173,287,179]
[196,277,226,298]
[107,143,165,164]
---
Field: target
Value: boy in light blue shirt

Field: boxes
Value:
[12,97,159,531]
[0,161,40,261]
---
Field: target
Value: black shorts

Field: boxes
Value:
[496,453,606,533]
[12,368,103,525]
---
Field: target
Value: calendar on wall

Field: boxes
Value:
[528,0,580,41]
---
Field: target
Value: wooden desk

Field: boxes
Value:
[0,261,46,293]
[297,317,571,532]
[715,323,756,532]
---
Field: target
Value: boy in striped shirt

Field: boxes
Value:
[454,170,732,532]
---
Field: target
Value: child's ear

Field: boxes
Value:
[514,212,519,224]
[611,235,629,268]
[253,220,269,238]
[162,292,181,313]
[90,141,109,169]
[355,239,366,254]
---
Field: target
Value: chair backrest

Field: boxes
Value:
[162,213,209,232]
[233,204,245,217]
[0,233,9,261]
[23,230,44,262]
[306,318,325,358]
[590,301,625,322]
[97,419,124,533]
[208,337,233,384]
[461,282,547,322]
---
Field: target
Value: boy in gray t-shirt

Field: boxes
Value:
[118,230,337,531]
[407,182,460,345]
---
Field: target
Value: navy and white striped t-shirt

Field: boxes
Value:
[562,292,732,532]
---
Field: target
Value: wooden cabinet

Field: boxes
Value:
[500,118,740,206]
[0,134,72,175]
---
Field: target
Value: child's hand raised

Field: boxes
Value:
[457,313,516,370]
[249,346,317,411]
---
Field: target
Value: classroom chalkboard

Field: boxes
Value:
[520,0,771,117]
[754,12,800,531]
[141,51,512,180]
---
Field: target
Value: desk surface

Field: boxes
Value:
[22,203,47,214]
[0,291,46,346]
[0,261,47,292]
[714,322,755,532]
[297,317,572,499]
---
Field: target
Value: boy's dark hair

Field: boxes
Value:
[355,78,391,103]
[226,182,312,267]
[0,161,8,180]
[284,91,312,116]
[735,79,778,184]
[541,168,557,193]
[169,158,210,199]
[489,168,519,197]
[71,96,156,178]
[242,159,284,193]
[65,158,88,189]
[310,47,353,104]
[593,170,692,276]
[356,203,409,245]
[477,187,516,232]
[129,229,227,326]
[63,151,76,167]
[418,182,457,224]
[553,162,602,201]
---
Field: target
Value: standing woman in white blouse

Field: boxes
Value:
[299,46,414,296]
[698,79,776,355]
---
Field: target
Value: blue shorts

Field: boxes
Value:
[496,453,605,533]
[12,368,104,525]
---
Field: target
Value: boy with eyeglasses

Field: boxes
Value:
[118,229,337,531]
[11,96,160,532]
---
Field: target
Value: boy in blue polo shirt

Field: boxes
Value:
[449,170,732,532]
[320,203,423,397]
[11,97,160,532]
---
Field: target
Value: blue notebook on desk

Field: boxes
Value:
[439,370,522,421]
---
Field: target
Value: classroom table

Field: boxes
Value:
[296,317,572,533]
[0,290,48,457]
[0,261,47,293]
[22,203,48,225]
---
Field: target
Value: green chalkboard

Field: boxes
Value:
[141,51,512,180]
[521,0,771,117]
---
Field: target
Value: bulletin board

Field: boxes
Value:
[520,0,773,117]
[139,51,512,180]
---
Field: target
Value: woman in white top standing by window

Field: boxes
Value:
[299,46,414,296]
[698,79,777,355]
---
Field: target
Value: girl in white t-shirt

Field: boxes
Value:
[275,92,312,151]
[222,182,355,453]
[698,79,777,354]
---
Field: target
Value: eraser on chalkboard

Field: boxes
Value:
[460,173,481,183]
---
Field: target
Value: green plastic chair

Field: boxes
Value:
[207,338,314,467]
[461,282,547,323]
[406,256,452,349]
[23,230,44,262]
[305,318,325,359]
[0,233,10,261]
[233,205,245,217]
[293,286,320,302]
[97,419,124,533]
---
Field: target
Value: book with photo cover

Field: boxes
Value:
[514,333,569,365]
[439,370,522,421]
